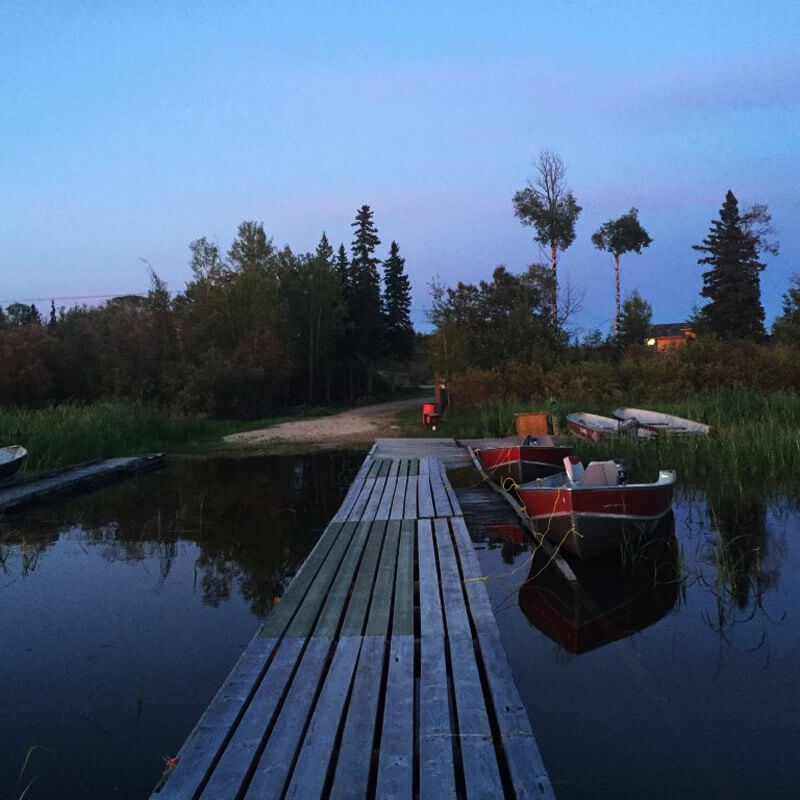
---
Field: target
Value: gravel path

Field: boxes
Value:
[223,397,423,449]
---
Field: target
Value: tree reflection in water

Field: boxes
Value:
[699,490,787,641]
[0,451,366,615]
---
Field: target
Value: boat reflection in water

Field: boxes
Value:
[518,512,680,653]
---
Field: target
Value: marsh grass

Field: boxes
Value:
[0,402,261,471]
[442,389,800,501]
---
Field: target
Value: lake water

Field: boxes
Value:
[0,452,365,799]
[2,454,798,798]
[464,485,800,799]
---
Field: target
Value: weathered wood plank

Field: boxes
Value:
[390,474,408,519]
[362,476,388,521]
[417,473,435,518]
[261,522,353,638]
[244,637,334,798]
[392,521,415,636]
[375,636,415,800]
[329,636,387,798]
[341,521,386,637]
[309,520,371,638]
[365,520,400,637]
[434,519,503,796]
[284,521,362,638]
[403,475,418,519]
[152,634,278,799]
[283,637,363,800]
[346,477,377,522]
[417,520,456,797]
[196,636,307,799]
[450,518,555,799]
[439,459,462,514]
[376,474,397,520]
[332,479,367,522]
[430,469,453,518]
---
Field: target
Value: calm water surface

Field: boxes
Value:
[3,455,799,798]
[0,452,365,799]
[465,486,800,799]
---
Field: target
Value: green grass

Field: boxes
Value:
[429,389,800,501]
[0,402,291,471]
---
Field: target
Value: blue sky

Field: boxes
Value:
[1,1,798,336]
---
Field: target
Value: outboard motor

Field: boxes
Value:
[614,458,629,485]
[618,417,639,437]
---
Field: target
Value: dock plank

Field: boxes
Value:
[283,637,363,800]
[154,445,552,800]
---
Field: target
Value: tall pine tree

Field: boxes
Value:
[693,190,766,341]
[382,241,414,359]
[349,205,384,391]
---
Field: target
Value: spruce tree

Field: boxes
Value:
[382,241,414,359]
[349,205,384,377]
[693,190,766,341]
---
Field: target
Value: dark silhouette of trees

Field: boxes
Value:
[382,241,414,360]
[693,191,773,341]
[512,150,581,325]
[616,291,653,347]
[347,204,385,394]
[591,208,652,335]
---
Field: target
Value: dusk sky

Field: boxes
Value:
[2,1,798,337]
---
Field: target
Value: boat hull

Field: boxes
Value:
[515,476,675,559]
[612,407,711,436]
[0,445,27,482]
[476,444,573,484]
[566,412,651,441]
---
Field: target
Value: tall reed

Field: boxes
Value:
[0,402,228,471]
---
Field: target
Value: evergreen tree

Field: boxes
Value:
[382,241,414,359]
[772,273,800,347]
[335,243,349,288]
[616,291,652,347]
[228,221,275,274]
[693,191,768,341]
[349,205,384,390]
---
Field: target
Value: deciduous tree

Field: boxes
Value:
[512,150,581,325]
[591,208,652,334]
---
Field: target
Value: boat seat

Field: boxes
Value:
[579,460,620,487]
[563,455,584,485]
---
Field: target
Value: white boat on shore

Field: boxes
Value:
[612,407,711,436]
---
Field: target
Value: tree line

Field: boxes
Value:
[429,149,797,382]
[0,205,414,416]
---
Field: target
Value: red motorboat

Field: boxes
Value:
[474,436,572,485]
[514,457,676,559]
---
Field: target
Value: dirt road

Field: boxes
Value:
[223,397,423,451]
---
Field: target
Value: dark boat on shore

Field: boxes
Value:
[0,445,27,482]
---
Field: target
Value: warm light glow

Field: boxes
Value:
[646,338,656,346]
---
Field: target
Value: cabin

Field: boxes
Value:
[647,322,695,351]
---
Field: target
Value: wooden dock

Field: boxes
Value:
[0,453,165,513]
[152,439,554,799]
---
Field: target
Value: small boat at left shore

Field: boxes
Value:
[0,445,28,482]
[514,457,676,560]
[474,436,573,484]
